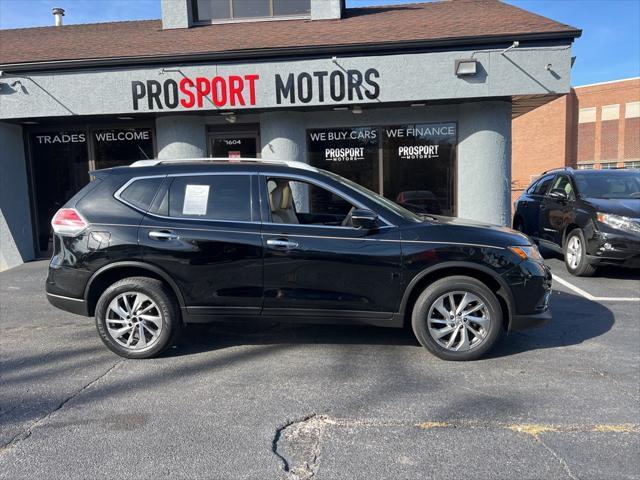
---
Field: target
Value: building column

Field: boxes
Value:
[156,116,207,159]
[0,122,35,271]
[457,101,512,226]
[260,111,307,163]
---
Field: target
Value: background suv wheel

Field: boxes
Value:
[95,277,180,359]
[411,276,503,361]
[564,229,596,277]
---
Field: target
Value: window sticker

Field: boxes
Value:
[182,184,210,215]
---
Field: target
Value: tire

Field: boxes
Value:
[95,277,180,359]
[411,276,503,361]
[563,229,596,277]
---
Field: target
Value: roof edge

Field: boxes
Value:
[0,29,581,73]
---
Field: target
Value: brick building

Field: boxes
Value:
[512,77,640,203]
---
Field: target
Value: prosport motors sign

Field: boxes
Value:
[130,68,381,111]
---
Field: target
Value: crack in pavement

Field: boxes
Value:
[273,415,640,479]
[0,360,124,454]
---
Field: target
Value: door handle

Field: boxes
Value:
[266,238,299,250]
[149,230,179,241]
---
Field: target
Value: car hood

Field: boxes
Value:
[582,198,640,218]
[403,215,532,248]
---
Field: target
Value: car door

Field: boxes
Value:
[138,172,264,318]
[539,173,576,247]
[259,173,403,322]
[518,174,554,238]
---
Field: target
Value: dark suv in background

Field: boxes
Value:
[513,167,640,276]
[46,159,551,361]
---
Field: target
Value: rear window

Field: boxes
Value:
[118,177,163,211]
[167,174,252,222]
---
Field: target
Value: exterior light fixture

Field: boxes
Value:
[410,102,426,107]
[333,106,349,111]
[352,105,363,114]
[455,59,478,77]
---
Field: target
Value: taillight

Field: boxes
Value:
[51,208,88,236]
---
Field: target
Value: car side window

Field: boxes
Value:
[118,177,164,212]
[548,174,575,200]
[532,175,554,196]
[166,174,252,221]
[266,177,357,226]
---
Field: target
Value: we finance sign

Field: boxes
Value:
[130,68,381,111]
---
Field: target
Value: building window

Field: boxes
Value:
[577,164,594,170]
[307,123,457,216]
[624,161,640,169]
[600,162,618,170]
[307,127,380,193]
[578,107,596,124]
[193,0,310,22]
[92,127,155,170]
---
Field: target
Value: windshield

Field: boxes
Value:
[319,170,424,222]
[574,170,640,200]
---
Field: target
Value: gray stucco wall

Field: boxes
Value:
[0,45,572,120]
[458,101,512,225]
[161,0,193,29]
[0,122,34,271]
[311,0,343,19]
[156,116,207,159]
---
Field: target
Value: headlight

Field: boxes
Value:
[508,245,543,262]
[596,213,640,235]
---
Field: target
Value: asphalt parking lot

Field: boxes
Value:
[1,258,639,480]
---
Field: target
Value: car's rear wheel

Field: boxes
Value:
[411,276,502,361]
[564,229,596,277]
[95,277,180,359]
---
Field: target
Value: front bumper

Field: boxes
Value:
[586,230,640,268]
[46,292,88,316]
[502,259,552,331]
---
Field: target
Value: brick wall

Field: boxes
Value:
[512,78,640,205]
[511,95,570,205]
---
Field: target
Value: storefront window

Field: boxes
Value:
[28,130,89,252]
[92,127,154,170]
[382,123,457,216]
[307,123,457,216]
[307,127,380,193]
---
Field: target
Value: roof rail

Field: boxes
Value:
[540,166,574,176]
[129,157,316,171]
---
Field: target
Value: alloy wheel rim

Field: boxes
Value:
[566,236,582,269]
[427,291,491,352]
[106,292,163,350]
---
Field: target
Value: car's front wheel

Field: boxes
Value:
[564,229,596,277]
[95,277,180,359]
[411,276,503,361]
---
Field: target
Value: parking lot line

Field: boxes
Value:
[552,274,640,302]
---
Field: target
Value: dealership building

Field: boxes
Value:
[0,0,580,270]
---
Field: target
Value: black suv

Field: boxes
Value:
[513,168,640,276]
[46,159,551,361]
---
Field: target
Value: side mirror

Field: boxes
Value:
[548,188,568,200]
[351,209,378,230]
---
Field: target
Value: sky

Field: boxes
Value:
[0,0,638,86]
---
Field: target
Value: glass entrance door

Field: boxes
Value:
[28,130,90,255]
[208,133,260,158]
